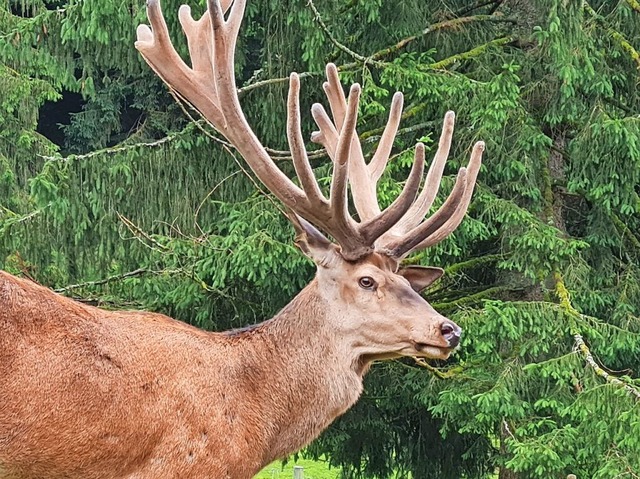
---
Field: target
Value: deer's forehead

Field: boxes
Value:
[344,252,397,272]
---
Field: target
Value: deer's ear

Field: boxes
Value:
[398,266,444,292]
[289,213,340,267]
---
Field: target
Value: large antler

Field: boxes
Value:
[311,64,484,260]
[135,0,482,261]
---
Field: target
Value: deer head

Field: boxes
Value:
[135,0,483,362]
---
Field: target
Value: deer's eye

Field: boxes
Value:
[358,276,376,290]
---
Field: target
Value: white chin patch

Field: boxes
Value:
[413,344,452,360]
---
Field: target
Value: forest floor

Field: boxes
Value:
[255,457,341,479]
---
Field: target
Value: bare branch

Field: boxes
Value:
[54,268,152,293]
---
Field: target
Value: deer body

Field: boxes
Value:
[0,271,367,479]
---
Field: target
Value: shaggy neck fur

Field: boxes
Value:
[221,279,365,468]
[0,272,368,479]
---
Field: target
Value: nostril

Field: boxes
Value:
[440,323,454,336]
[440,320,461,347]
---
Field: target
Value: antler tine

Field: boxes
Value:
[316,64,382,221]
[221,0,245,42]
[408,140,484,252]
[382,141,484,259]
[288,73,326,204]
[289,75,369,257]
[310,71,407,223]
[208,0,245,119]
[369,92,404,184]
[330,84,360,234]
[136,0,221,125]
[177,6,212,80]
[309,66,429,247]
[360,143,425,243]
[286,75,370,259]
[381,168,469,259]
[136,1,309,216]
[295,72,424,257]
[388,111,455,234]
[345,92,405,222]
[136,0,482,262]
[323,64,347,131]
[310,103,338,159]
[319,81,416,260]
[137,0,376,259]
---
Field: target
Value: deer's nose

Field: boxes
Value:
[440,320,462,348]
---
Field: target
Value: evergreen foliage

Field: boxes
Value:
[1,0,639,477]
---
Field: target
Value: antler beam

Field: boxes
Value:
[135,0,483,261]
[310,63,485,259]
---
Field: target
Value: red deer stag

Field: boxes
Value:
[0,0,483,477]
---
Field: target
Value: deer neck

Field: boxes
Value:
[226,279,364,464]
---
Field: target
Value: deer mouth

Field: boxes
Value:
[412,342,455,359]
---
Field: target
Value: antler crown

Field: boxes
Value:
[135,0,484,261]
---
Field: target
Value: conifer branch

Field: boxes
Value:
[37,130,191,162]
[0,204,48,224]
[238,71,322,94]
[54,268,152,293]
[554,272,640,401]
[170,93,290,218]
[117,213,170,253]
[573,333,640,400]
[429,36,514,69]
[487,0,506,15]
[433,286,510,309]
[600,94,635,115]
[307,0,518,67]
[366,15,517,63]
[413,359,466,378]
[306,0,384,67]
[443,253,507,274]
[584,2,640,70]
[113,215,239,297]
[501,419,516,440]
[239,18,513,94]
[456,0,502,17]
[624,0,640,14]
[35,109,432,165]
[612,213,640,251]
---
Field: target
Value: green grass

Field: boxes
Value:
[255,458,341,479]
